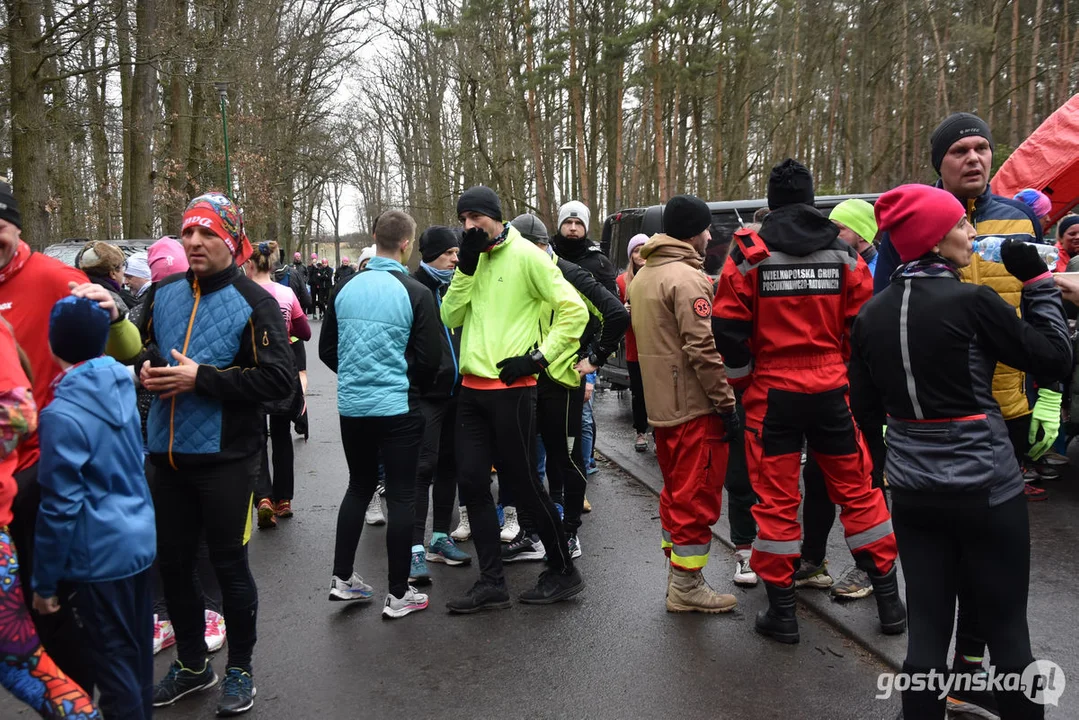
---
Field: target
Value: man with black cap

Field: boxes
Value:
[713,159,903,644]
[627,193,741,613]
[509,213,627,559]
[407,225,473,582]
[440,186,588,613]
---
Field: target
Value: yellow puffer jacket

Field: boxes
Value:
[960,253,1030,419]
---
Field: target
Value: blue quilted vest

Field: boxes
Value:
[147,278,253,457]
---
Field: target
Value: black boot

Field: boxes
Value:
[869,565,906,635]
[755,581,799,644]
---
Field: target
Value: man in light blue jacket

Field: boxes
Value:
[34,295,156,719]
[319,210,442,619]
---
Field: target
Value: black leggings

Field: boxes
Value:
[457,386,572,586]
[725,391,757,547]
[892,490,1041,720]
[334,412,424,598]
[536,374,587,535]
[9,462,96,691]
[256,414,295,502]
[626,360,649,434]
[414,398,459,545]
[152,455,259,673]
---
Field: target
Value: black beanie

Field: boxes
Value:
[663,195,712,241]
[419,225,461,263]
[0,182,21,230]
[768,158,815,209]
[930,113,993,174]
[49,296,110,364]
[457,186,502,222]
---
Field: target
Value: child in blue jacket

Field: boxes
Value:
[33,296,156,719]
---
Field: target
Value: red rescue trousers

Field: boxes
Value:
[742,369,897,587]
[654,413,728,571]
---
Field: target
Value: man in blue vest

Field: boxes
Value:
[137,192,295,716]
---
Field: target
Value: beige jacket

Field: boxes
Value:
[627,234,736,427]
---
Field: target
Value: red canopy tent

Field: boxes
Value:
[991,93,1079,227]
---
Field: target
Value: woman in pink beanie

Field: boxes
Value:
[848,183,1071,719]
[615,233,650,451]
[146,236,190,283]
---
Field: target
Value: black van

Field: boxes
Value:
[598,194,880,388]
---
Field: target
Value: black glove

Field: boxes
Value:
[496,353,543,385]
[1000,238,1048,283]
[719,408,743,442]
[457,227,490,276]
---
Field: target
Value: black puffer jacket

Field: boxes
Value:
[552,234,619,298]
[850,258,1071,506]
[411,264,463,400]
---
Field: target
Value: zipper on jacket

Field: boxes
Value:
[435,291,459,393]
[170,279,201,470]
[672,366,682,412]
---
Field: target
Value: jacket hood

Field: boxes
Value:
[552,233,599,263]
[759,204,840,257]
[55,357,135,429]
[640,234,703,269]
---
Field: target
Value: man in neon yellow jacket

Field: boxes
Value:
[441,186,588,613]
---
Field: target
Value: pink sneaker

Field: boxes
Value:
[205,609,227,653]
[153,614,176,655]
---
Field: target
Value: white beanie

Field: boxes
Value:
[557,201,590,235]
[124,251,151,280]
[358,245,376,264]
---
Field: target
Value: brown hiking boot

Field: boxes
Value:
[665,567,737,613]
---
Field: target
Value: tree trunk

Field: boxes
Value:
[7,0,51,248]
[651,0,668,200]
[117,0,135,236]
[1009,0,1020,146]
[130,0,160,238]
[523,0,552,224]
[568,0,590,207]
[1024,0,1044,138]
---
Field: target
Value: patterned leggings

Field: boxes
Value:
[0,528,99,719]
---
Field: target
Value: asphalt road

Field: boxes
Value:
[3,321,908,719]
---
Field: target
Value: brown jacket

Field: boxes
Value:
[627,234,736,427]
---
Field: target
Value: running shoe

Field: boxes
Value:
[328,572,374,602]
[256,499,276,529]
[217,667,256,716]
[733,549,758,587]
[831,566,873,600]
[427,536,472,566]
[502,533,545,562]
[451,507,471,541]
[409,551,432,585]
[364,494,386,525]
[274,500,293,518]
[205,609,226,653]
[794,559,834,589]
[152,660,218,708]
[382,586,429,619]
[500,506,520,543]
[153,614,176,655]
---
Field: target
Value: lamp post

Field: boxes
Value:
[560,145,574,205]
[214,82,233,199]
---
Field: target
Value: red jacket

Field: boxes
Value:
[616,271,637,362]
[0,243,87,470]
[712,205,872,392]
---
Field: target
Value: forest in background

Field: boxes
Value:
[2,0,1076,256]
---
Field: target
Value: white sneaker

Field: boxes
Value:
[364,494,386,526]
[733,549,758,587]
[328,572,375,602]
[451,507,471,541]
[382,586,429,619]
[204,609,227,653]
[500,506,520,543]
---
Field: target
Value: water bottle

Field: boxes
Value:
[973,236,1057,269]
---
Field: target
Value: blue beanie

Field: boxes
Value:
[49,296,110,364]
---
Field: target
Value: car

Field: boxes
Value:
[42,238,159,268]
[598,194,880,389]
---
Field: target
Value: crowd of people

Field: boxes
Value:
[0,107,1076,720]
